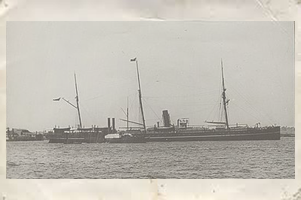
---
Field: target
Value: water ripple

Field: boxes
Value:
[6,138,294,179]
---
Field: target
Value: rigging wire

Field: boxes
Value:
[158,79,220,91]
[171,106,212,119]
[79,103,96,127]
[205,95,221,122]
[143,90,220,99]
[142,98,163,124]
[229,84,275,125]
[247,75,279,124]
[206,73,223,122]
[129,91,140,124]
[231,101,263,123]
[83,94,105,102]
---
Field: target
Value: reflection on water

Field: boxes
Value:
[7,137,294,179]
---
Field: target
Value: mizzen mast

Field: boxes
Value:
[221,59,230,129]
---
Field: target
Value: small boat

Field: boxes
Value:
[106,132,147,143]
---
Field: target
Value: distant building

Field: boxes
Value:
[11,128,34,136]
[6,127,44,141]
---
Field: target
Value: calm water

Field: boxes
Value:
[7,137,294,179]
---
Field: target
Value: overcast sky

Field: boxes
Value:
[7,21,294,131]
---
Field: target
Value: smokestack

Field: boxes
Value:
[162,110,171,127]
[107,118,111,133]
[112,118,115,132]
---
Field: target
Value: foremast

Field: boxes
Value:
[74,73,82,128]
[53,73,83,128]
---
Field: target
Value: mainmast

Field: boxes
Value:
[221,60,230,129]
[131,57,146,133]
[74,73,82,128]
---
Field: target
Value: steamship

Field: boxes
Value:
[112,58,280,143]
[49,73,144,144]
[48,73,109,144]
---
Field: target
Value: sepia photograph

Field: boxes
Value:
[6,21,294,179]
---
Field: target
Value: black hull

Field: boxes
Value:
[49,138,85,144]
[48,131,105,143]
[147,132,280,142]
[49,127,280,143]
[106,130,280,143]
[107,137,147,143]
[107,140,147,143]
[7,137,44,142]
[145,126,280,142]
[48,138,105,144]
[6,138,44,142]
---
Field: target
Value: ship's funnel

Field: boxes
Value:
[162,110,171,127]
[112,118,115,132]
[107,118,111,133]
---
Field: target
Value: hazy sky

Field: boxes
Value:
[7,21,294,131]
